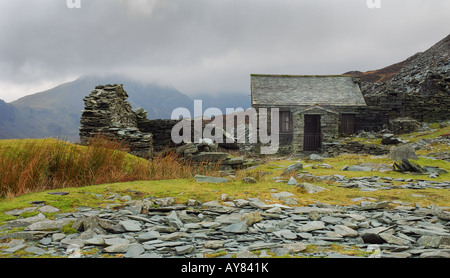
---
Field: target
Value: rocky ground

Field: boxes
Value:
[1,177,448,259]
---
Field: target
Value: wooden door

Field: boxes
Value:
[304,115,321,151]
[341,114,356,136]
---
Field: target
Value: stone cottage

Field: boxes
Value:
[251,74,367,153]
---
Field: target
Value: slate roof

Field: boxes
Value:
[251,74,366,107]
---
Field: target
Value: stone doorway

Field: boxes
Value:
[340,114,356,136]
[304,114,321,151]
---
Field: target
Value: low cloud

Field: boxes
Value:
[0,0,449,102]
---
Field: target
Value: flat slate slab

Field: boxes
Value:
[194,175,229,183]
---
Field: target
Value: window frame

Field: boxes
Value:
[279,111,293,134]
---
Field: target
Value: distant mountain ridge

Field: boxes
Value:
[1,34,448,141]
[2,74,194,141]
[0,74,251,141]
[12,74,194,120]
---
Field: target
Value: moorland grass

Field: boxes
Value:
[0,125,448,220]
[0,136,219,198]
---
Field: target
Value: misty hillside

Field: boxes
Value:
[5,75,195,141]
[0,98,68,139]
[12,74,195,120]
[191,93,252,116]
[1,74,251,141]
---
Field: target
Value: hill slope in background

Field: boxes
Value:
[0,99,68,139]
[12,74,195,119]
[346,33,449,88]
[0,99,18,139]
[343,52,421,83]
[5,74,194,141]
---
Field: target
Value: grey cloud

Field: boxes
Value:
[0,0,449,101]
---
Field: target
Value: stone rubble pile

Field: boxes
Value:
[386,117,420,135]
[175,141,256,172]
[1,188,449,259]
[323,141,388,157]
[294,173,450,191]
[359,34,450,130]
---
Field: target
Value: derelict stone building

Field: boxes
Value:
[79,84,155,158]
[251,74,367,153]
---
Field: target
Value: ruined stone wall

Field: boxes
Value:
[323,141,388,157]
[361,87,450,131]
[137,118,181,152]
[79,84,153,158]
[79,85,241,157]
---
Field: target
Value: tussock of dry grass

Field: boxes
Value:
[0,136,219,198]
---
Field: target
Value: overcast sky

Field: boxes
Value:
[0,0,449,102]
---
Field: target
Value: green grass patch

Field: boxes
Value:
[0,123,448,226]
[0,136,221,198]
[398,126,450,143]
[1,175,449,227]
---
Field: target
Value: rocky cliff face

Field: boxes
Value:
[350,34,450,130]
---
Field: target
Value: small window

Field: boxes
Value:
[279,111,292,133]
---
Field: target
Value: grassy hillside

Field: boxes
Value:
[1,154,448,225]
[0,136,219,198]
[0,124,448,220]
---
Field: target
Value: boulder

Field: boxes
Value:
[72,216,107,234]
[283,163,303,174]
[153,197,175,207]
[347,165,372,172]
[176,143,198,156]
[422,166,448,175]
[241,211,262,226]
[417,235,450,248]
[388,117,420,134]
[358,201,390,211]
[221,221,248,233]
[287,177,298,185]
[381,134,402,145]
[221,156,245,165]
[389,144,417,161]
[308,154,323,161]
[242,177,257,184]
[296,182,330,194]
[24,219,73,231]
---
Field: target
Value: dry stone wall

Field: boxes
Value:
[79,84,242,164]
[79,84,153,158]
[135,111,181,152]
[323,141,388,157]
